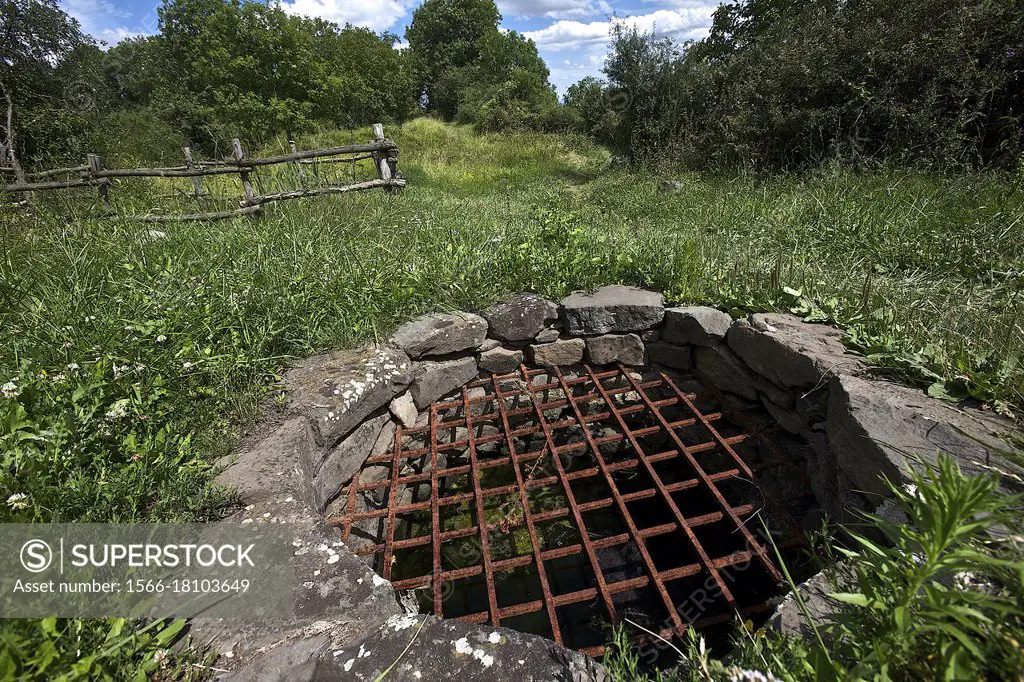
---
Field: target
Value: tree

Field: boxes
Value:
[405,0,501,111]
[0,0,93,172]
[570,0,1024,169]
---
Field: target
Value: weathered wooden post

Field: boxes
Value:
[87,154,110,208]
[288,138,305,183]
[231,138,256,207]
[370,123,400,194]
[370,123,385,183]
[183,146,205,199]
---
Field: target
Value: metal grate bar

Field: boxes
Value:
[334,364,808,657]
[489,374,564,644]
[582,364,741,611]
[517,365,623,632]
[430,402,444,614]
[462,387,502,624]
[619,367,782,584]
[381,424,404,580]
[550,365,691,639]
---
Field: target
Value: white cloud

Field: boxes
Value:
[281,0,414,32]
[525,8,715,51]
[61,0,131,36]
[97,26,144,45]
[498,0,612,20]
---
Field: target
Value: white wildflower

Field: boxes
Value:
[104,401,129,421]
[1,381,19,398]
[156,335,167,343]
[182,361,194,370]
[6,493,28,510]
[66,363,80,371]
[729,669,782,682]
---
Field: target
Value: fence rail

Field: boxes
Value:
[1,124,403,221]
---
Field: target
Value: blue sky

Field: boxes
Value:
[59,0,724,93]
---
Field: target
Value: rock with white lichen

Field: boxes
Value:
[227,617,605,681]
[283,345,411,448]
[482,292,559,342]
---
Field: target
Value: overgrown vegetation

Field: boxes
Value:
[567,0,1024,169]
[601,454,1024,680]
[0,0,564,169]
[7,0,1020,172]
[3,119,1022,522]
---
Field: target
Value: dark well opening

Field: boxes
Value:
[328,364,821,663]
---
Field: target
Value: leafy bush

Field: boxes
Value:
[573,0,1024,170]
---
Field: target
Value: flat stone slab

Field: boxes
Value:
[312,615,605,681]
[769,565,852,644]
[827,374,1024,503]
[215,417,319,513]
[662,306,732,346]
[410,356,479,409]
[728,314,866,388]
[283,346,411,448]
[391,312,488,359]
[205,422,403,677]
[560,285,665,335]
[479,346,524,374]
[313,413,389,511]
[529,337,585,366]
[483,293,559,342]
[585,333,644,365]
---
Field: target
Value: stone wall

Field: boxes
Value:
[200,285,1022,680]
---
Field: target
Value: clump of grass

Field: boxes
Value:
[0,617,208,681]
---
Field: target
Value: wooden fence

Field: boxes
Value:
[0,123,403,222]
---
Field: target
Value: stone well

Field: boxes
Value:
[197,286,1023,681]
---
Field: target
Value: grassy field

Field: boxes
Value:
[2,117,1022,524]
[1,118,1022,678]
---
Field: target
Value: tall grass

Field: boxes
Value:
[2,118,1022,525]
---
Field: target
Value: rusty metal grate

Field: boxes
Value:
[329,364,810,657]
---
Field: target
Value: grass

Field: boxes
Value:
[0,117,1022,678]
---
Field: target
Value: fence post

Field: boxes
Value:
[370,124,386,183]
[87,154,110,209]
[370,124,400,194]
[288,138,305,183]
[183,146,205,199]
[231,138,256,206]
